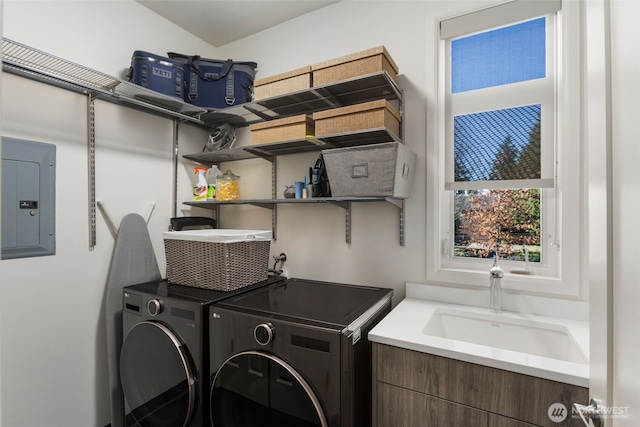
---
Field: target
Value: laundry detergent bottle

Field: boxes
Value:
[193,166,208,201]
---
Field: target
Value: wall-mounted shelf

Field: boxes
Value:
[184,138,328,164]
[185,197,404,208]
[184,197,405,245]
[200,71,402,128]
[183,127,401,166]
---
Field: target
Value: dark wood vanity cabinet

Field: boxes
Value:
[372,343,589,427]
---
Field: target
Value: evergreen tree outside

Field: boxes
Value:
[489,135,520,180]
[517,121,542,179]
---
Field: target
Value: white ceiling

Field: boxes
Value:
[135,0,340,47]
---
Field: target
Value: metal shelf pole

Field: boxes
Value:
[87,93,96,250]
[171,119,179,220]
[272,157,278,240]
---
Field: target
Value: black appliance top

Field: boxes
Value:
[124,275,286,305]
[214,278,393,329]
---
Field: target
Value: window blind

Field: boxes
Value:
[442,0,560,191]
[440,0,561,40]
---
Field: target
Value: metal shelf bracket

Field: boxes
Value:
[327,200,351,244]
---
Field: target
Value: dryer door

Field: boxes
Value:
[120,321,196,427]
[210,350,328,427]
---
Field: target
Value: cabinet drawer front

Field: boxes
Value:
[377,382,488,427]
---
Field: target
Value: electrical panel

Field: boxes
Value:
[1,137,56,259]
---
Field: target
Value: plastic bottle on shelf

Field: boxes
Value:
[193,166,208,201]
[206,166,222,199]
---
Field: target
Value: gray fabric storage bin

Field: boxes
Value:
[322,142,416,198]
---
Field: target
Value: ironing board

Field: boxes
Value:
[105,213,161,427]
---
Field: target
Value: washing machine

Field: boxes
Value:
[208,278,393,427]
[119,275,285,427]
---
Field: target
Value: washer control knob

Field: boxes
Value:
[254,323,275,346]
[147,299,164,316]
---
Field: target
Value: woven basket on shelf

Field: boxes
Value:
[312,99,400,137]
[163,230,271,291]
[311,46,399,87]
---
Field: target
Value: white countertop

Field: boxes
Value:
[369,297,589,387]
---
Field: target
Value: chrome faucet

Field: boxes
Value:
[489,256,504,312]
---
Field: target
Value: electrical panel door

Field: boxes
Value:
[1,137,56,259]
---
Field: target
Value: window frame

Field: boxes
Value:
[427,0,583,297]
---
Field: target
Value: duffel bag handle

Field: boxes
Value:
[167,52,256,79]
[187,55,234,81]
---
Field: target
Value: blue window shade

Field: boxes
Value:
[451,18,546,93]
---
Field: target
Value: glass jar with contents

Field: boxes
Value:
[216,169,240,201]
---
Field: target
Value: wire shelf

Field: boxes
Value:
[1,38,206,122]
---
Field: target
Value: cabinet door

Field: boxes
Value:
[376,382,487,427]
[489,413,540,427]
[374,343,588,426]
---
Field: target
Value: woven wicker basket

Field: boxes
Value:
[163,230,271,291]
[249,114,314,145]
[254,66,312,100]
[311,46,399,87]
[312,99,400,138]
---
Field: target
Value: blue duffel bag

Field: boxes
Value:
[127,51,185,100]
[168,52,257,110]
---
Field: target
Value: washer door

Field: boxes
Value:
[210,351,328,427]
[120,321,196,427]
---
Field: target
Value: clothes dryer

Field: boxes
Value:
[208,278,393,427]
[120,276,284,427]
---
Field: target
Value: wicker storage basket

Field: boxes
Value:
[163,229,271,291]
[254,66,312,100]
[311,46,398,86]
[312,99,400,138]
[249,114,314,145]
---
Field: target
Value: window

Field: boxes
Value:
[428,0,582,295]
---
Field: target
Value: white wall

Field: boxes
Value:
[2,0,217,78]
[1,1,211,426]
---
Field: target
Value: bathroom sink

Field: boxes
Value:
[423,308,588,364]
[369,294,590,387]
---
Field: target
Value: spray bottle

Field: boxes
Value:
[193,167,208,201]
